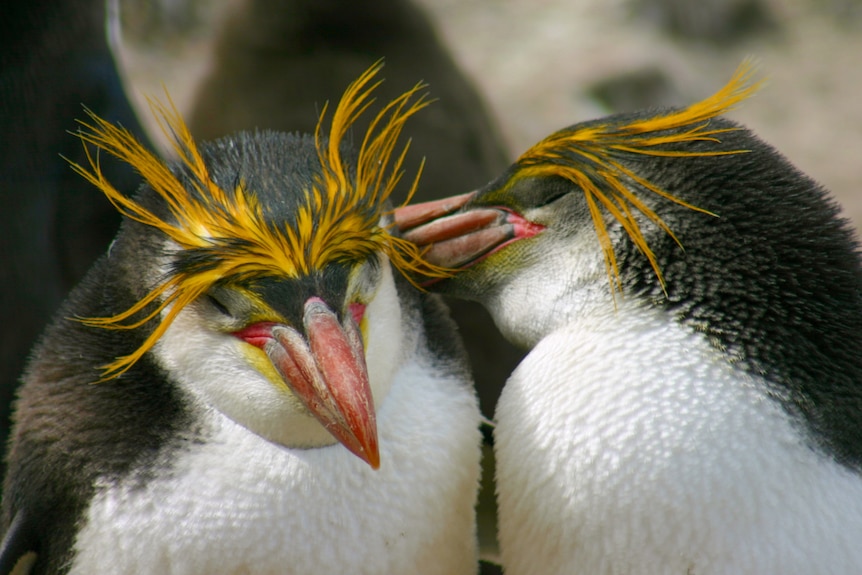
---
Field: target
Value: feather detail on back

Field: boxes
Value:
[509,61,762,298]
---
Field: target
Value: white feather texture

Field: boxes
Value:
[494,298,862,575]
[68,261,482,574]
[70,354,481,574]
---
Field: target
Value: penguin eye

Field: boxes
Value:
[533,188,568,208]
[510,176,570,209]
[207,293,233,317]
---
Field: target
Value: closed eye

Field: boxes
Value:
[207,294,232,317]
[534,188,568,208]
[505,175,571,210]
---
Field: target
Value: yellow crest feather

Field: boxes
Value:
[69,61,447,381]
[517,60,762,298]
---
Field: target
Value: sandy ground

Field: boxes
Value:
[118,0,862,231]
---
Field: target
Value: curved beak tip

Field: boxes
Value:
[263,299,382,469]
[360,445,381,470]
[394,192,544,270]
[324,421,380,470]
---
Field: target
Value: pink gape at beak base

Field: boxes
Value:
[394,192,545,273]
[233,297,379,469]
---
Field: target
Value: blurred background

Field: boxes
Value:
[118,0,862,226]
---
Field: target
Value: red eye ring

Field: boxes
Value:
[348,302,367,326]
[232,322,278,348]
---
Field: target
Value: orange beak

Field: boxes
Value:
[234,297,379,469]
[394,192,544,271]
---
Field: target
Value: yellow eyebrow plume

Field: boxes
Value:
[68,61,446,381]
[517,61,762,298]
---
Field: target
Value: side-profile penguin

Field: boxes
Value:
[395,63,862,574]
[0,63,482,575]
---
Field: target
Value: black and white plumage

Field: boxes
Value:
[0,65,482,575]
[396,65,862,574]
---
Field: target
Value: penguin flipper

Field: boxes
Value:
[0,511,37,575]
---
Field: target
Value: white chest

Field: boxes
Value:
[494,302,862,575]
[69,361,481,575]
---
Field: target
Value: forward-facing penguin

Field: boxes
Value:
[396,64,862,574]
[0,64,482,575]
